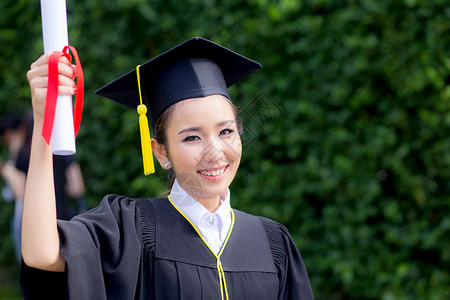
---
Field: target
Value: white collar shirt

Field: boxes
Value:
[169,179,232,254]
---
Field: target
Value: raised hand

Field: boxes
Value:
[26,53,77,122]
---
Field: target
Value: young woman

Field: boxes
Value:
[21,37,314,300]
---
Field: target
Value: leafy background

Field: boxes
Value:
[0,0,449,299]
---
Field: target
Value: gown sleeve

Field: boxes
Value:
[259,217,315,300]
[20,194,143,300]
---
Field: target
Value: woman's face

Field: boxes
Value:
[164,95,242,202]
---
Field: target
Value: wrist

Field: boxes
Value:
[33,114,45,126]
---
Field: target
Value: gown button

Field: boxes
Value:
[206,215,215,226]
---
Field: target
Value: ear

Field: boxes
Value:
[151,138,170,169]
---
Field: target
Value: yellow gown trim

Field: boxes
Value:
[167,195,235,300]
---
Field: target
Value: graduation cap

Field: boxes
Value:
[95,37,261,175]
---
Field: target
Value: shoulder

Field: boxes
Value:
[78,194,137,219]
[257,216,291,238]
[63,195,164,251]
[87,194,170,222]
[126,196,167,249]
[65,194,143,231]
[233,209,291,239]
[70,194,161,228]
[83,194,135,210]
[93,194,165,211]
[249,213,298,269]
[233,210,293,246]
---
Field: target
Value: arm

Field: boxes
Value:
[21,54,77,272]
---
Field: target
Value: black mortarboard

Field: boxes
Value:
[95,37,261,175]
[95,37,261,124]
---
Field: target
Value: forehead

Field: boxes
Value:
[170,95,235,126]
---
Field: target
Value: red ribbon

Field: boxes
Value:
[42,46,84,145]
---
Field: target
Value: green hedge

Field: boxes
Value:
[0,0,449,299]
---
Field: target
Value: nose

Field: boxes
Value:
[202,139,225,162]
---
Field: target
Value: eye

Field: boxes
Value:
[182,135,200,142]
[220,128,235,136]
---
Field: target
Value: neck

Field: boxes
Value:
[178,182,222,213]
[196,195,221,213]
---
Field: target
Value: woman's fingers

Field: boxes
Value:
[28,53,77,120]
[27,61,48,86]
[58,76,77,95]
[70,64,77,78]
[28,58,76,92]
[28,53,74,80]
[58,73,76,88]
[29,53,50,71]
[58,60,75,79]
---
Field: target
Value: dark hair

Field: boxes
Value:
[0,113,21,136]
[152,97,243,190]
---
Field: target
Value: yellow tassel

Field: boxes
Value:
[137,104,155,175]
[136,65,155,175]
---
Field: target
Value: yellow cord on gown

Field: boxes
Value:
[168,195,234,300]
[136,65,155,175]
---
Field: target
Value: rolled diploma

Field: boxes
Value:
[40,0,75,155]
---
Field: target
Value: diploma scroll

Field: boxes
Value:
[40,0,76,155]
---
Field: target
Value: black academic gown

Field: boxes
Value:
[21,195,314,300]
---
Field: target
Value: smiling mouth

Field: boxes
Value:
[198,165,228,177]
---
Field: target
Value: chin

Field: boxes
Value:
[198,177,233,198]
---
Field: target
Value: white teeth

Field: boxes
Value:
[200,167,226,177]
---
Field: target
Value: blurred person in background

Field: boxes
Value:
[0,113,27,262]
[0,111,87,262]
[16,111,87,220]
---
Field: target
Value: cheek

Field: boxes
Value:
[224,135,242,160]
[171,143,204,167]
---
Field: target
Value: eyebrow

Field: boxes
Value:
[178,119,235,135]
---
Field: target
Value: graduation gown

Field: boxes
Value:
[21,195,314,300]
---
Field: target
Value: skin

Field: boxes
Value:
[1,162,26,200]
[152,95,242,212]
[22,54,241,272]
[2,128,25,159]
[22,53,76,272]
[1,127,26,200]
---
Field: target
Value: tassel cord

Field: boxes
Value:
[136,65,155,175]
